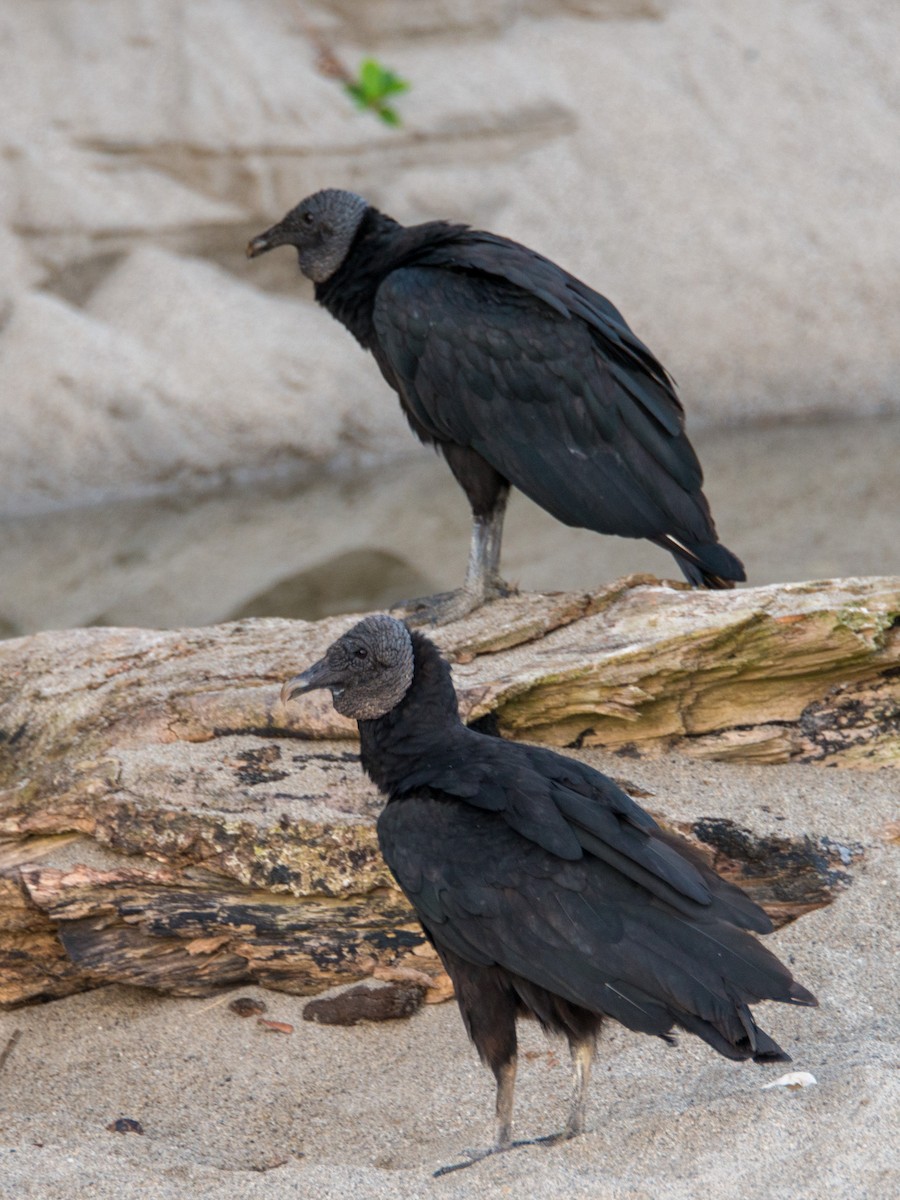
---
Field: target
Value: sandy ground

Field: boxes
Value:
[1,755,897,1200]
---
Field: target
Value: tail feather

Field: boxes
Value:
[605,906,818,1064]
[655,534,746,589]
[788,978,819,1008]
[673,1005,792,1064]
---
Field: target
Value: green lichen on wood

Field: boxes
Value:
[481,585,900,753]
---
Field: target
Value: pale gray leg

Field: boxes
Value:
[493,1056,517,1149]
[433,1055,518,1177]
[565,1037,595,1138]
[465,501,509,601]
[395,491,515,627]
[434,1036,598,1177]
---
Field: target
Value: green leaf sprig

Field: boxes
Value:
[344,58,410,127]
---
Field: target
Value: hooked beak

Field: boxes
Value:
[246,222,288,259]
[280,655,337,705]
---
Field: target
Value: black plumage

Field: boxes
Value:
[282,615,816,1171]
[248,190,745,623]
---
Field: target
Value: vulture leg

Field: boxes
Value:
[397,449,514,626]
[434,1042,595,1178]
[433,1057,522,1177]
[465,495,511,595]
[434,954,527,1176]
[564,1036,596,1138]
[493,1055,517,1149]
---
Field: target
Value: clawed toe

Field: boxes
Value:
[391,579,516,628]
[391,589,478,627]
[390,589,477,627]
[488,578,517,601]
[433,1141,515,1178]
[433,1130,575,1177]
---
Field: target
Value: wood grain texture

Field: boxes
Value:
[1,576,895,1007]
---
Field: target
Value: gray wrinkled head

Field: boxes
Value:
[281,615,414,720]
[246,189,369,282]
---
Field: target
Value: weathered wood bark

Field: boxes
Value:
[0,576,896,1007]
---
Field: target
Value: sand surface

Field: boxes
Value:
[1,755,897,1200]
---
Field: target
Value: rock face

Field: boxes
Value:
[2,0,899,511]
[0,577,897,1007]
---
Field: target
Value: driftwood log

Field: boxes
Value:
[1,575,897,1008]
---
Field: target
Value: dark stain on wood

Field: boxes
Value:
[684,817,857,927]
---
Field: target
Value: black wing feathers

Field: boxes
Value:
[417,230,681,419]
[367,222,747,585]
[319,208,744,586]
[378,791,811,1062]
[373,264,712,539]
[395,731,766,922]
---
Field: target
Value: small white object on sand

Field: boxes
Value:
[761,1071,818,1090]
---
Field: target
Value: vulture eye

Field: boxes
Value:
[353,647,369,660]
[302,211,315,226]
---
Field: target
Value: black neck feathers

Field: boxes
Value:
[315,208,399,347]
[315,209,468,349]
[357,631,463,795]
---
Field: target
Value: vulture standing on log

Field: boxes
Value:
[249,190,745,624]
[281,615,816,1173]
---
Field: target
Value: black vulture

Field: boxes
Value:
[281,615,816,1173]
[249,190,745,624]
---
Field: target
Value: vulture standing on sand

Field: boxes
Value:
[248,190,745,624]
[281,615,816,1173]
